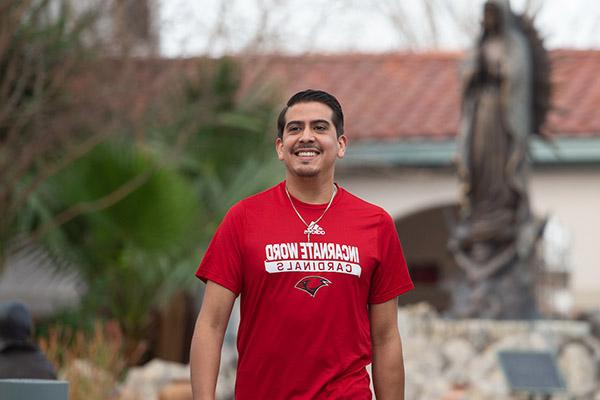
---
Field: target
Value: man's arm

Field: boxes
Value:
[190,280,237,400]
[369,298,405,400]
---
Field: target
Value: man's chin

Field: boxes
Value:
[291,167,320,177]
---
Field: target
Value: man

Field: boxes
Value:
[191,89,413,399]
[0,301,57,379]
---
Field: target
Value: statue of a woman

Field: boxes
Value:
[457,0,532,247]
[450,0,549,318]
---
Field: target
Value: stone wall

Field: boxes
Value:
[118,303,600,400]
[400,303,600,399]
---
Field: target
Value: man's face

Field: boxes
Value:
[275,101,347,179]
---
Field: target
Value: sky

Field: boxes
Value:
[158,0,600,57]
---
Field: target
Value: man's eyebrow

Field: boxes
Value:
[310,119,331,125]
[285,119,331,128]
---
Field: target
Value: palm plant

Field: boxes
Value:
[154,57,282,245]
[0,0,101,261]
[2,0,282,362]
[32,58,281,359]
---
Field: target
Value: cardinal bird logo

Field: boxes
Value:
[295,276,331,297]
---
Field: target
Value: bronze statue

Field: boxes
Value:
[449,0,550,318]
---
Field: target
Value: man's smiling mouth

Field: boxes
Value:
[294,148,321,157]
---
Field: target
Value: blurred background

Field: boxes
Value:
[0,0,599,399]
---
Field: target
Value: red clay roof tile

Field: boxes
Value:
[241,50,600,141]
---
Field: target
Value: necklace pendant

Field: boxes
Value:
[305,223,313,243]
[285,184,336,245]
[304,222,325,235]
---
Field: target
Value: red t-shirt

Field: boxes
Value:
[196,181,413,399]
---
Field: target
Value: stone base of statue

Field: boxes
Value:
[448,217,545,319]
[399,303,600,399]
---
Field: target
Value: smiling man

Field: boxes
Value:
[190,89,414,400]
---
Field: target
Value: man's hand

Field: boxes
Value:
[190,281,236,400]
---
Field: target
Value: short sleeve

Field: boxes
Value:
[368,212,414,304]
[195,202,245,296]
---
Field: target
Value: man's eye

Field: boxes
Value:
[314,125,327,131]
[288,126,301,132]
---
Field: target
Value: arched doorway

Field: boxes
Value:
[393,203,461,312]
[394,204,572,316]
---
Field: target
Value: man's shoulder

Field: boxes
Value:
[340,187,391,219]
[232,182,281,211]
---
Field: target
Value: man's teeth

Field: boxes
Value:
[298,151,317,156]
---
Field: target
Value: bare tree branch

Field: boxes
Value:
[8,131,112,216]
[203,0,232,54]
[522,0,544,19]
[28,80,202,243]
[440,0,480,43]
[31,168,155,241]
[377,0,419,49]
[424,0,439,48]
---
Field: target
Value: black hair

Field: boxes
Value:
[276,89,344,138]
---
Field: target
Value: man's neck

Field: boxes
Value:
[285,175,336,204]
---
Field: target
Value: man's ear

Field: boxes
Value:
[275,137,285,160]
[337,135,348,159]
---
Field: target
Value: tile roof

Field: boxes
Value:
[240,50,600,141]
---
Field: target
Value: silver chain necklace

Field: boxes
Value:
[285,184,337,243]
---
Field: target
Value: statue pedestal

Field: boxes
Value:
[398,303,599,399]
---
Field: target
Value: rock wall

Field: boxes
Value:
[118,303,600,400]
[400,303,600,399]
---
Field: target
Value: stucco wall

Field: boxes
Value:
[337,166,600,310]
[529,168,600,308]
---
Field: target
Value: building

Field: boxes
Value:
[68,0,159,56]
[240,50,600,312]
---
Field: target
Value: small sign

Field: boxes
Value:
[0,379,68,400]
[498,350,566,394]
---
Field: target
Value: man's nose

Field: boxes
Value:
[299,126,315,142]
